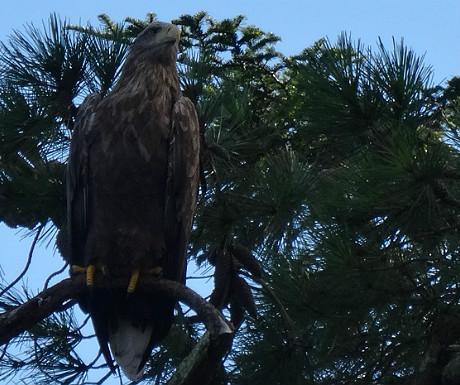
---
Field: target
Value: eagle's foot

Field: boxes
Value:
[127,269,140,294]
[126,267,162,293]
[71,264,104,287]
[86,264,95,287]
[71,265,87,274]
[147,266,163,276]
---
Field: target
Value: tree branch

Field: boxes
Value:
[168,330,233,385]
[432,179,460,208]
[0,274,233,347]
[0,223,43,297]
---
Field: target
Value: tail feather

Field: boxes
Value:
[108,318,154,381]
[87,291,175,381]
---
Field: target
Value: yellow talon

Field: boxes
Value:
[71,264,97,288]
[86,265,96,287]
[71,265,88,274]
[127,270,140,294]
[149,266,163,276]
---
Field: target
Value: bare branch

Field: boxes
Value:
[43,262,68,290]
[0,274,233,347]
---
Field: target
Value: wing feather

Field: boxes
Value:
[164,96,200,283]
[66,93,118,370]
[66,93,101,265]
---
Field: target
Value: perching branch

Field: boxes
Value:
[0,274,233,347]
[0,274,235,385]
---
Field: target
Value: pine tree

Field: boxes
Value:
[0,12,459,385]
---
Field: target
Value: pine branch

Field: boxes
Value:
[0,275,233,347]
[249,274,297,332]
[431,179,460,208]
[168,330,232,385]
[0,275,235,384]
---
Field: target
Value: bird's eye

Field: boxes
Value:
[148,27,161,36]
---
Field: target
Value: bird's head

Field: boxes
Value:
[132,22,180,54]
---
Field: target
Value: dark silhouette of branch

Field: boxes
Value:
[0,224,44,297]
[0,274,233,348]
[169,330,232,385]
[0,274,235,384]
[43,261,68,290]
[432,179,460,208]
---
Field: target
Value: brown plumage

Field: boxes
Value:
[65,22,200,380]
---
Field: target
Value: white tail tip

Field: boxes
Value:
[108,318,153,381]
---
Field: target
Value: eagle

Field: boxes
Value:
[64,22,200,380]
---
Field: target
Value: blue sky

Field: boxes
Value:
[0,0,459,384]
[0,0,459,83]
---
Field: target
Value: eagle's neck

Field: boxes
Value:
[113,49,180,99]
[99,50,181,160]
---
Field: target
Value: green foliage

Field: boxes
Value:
[0,284,97,385]
[0,15,82,229]
[0,11,459,385]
